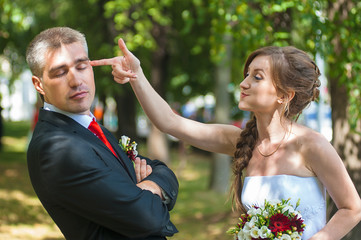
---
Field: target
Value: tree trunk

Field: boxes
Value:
[114,89,137,140]
[327,1,361,238]
[209,33,232,194]
[329,68,361,240]
[147,22,170,164]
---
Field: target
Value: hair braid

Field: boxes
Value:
[231,116,258,211]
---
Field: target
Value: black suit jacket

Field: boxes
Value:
[27,109,178,240]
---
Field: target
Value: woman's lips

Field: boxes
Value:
[241,92,249,98]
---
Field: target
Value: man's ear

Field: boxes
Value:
[32,76,45,96]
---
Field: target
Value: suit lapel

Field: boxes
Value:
[102,127,137,182]
[39,109,136,182]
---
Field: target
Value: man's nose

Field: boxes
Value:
[68,70,82,87]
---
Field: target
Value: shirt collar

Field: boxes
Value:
[43,102,94,128]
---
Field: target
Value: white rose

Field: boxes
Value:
[250,227,260,238]
[280,234,291,240]
[247,207,261,216]
[259,226,272,238]
[243,231,252,240]
[121,135,129,146]
[249,216,258,225]
[242,222,252,233]
[237,230,245,240]
[290,232,301,240]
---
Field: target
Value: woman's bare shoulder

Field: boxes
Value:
[291,123,328,146]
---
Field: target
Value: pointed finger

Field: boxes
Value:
[90,57,120,67]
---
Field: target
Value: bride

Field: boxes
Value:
[91,39,361,239]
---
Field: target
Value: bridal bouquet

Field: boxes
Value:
[227,198,305,240]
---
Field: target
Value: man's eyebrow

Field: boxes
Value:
[76,57,90,63]
[48,64,66,75]
[48,57,90,74]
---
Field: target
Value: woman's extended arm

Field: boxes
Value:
[91,38,240,156]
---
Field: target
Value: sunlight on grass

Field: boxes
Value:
[0,224,63,240]
[2,136,29,152]
[0,189,41,207]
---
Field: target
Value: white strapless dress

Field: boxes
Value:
[242,175,326,240]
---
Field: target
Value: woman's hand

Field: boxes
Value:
[90,38,140,84]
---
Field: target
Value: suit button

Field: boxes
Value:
[166,224,173,231]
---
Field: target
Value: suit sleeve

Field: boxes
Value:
[139,155,179,211]
[37,134,178,238]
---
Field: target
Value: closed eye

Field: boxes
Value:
[54,69,67,78]
[76,62,89,71]
[254,75,262,80]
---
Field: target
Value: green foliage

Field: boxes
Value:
[314,0,361,131]
[0,0,34,86]
[1,0,361,125]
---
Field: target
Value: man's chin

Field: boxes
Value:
[66,104,91,115]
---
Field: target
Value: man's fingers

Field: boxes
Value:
[90,57,119,67]
[134,158,141,183]
[140,159,147,180]
[146,165,152,176]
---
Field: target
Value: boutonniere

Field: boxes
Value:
[119,135,138,161]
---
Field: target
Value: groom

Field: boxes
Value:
[26,27,178,240]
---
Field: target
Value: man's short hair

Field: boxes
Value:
[26,27,88,78]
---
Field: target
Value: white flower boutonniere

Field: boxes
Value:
[119,135,138,161]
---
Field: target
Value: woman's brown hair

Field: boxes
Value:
[231,46,321,211]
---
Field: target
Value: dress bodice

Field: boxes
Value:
[242,175,326,240]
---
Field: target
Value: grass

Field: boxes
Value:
[0,121,237,240]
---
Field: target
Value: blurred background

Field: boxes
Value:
[0,0,360,239]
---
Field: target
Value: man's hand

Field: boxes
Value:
[134,157,152,183]
[134,157,164,200]
[137,180,164,200]
[90,38,140,84]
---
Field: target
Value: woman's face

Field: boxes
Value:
[238,55,281,113]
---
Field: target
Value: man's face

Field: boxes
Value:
[32,42,95,115]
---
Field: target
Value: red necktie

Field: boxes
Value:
[88,118,118,158]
